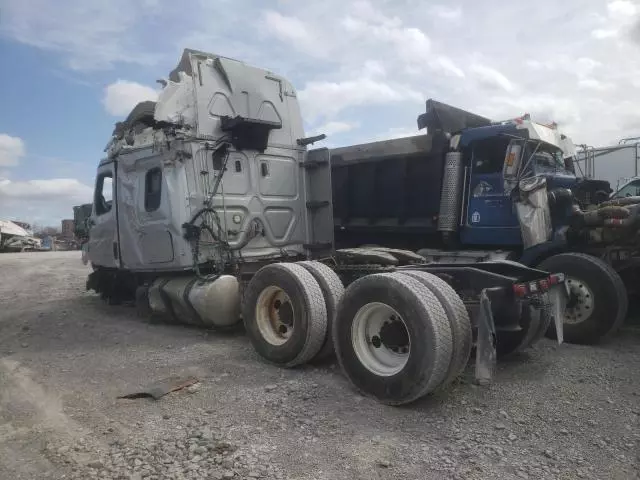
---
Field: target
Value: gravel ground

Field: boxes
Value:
[0,251,638,480]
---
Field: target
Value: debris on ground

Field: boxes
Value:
[117,376,199,400]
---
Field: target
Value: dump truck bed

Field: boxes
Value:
[328,133,447,247]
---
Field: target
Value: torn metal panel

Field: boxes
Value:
[515,176,552,248]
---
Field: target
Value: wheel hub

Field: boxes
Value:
[351,302,411,377]
[256,287,295,345]
[378,318,410,353]
[564,277,594,325]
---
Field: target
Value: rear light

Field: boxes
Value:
[548,273,565,285]
[513,283,528,297]
[513,273,564,297]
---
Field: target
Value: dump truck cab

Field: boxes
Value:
[456,118,577,246]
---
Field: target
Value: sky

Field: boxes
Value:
[1,0,640,227]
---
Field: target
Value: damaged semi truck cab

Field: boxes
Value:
[331,100,631,345]
[85,49,567,406]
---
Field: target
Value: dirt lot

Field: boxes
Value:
[0,251,639,480]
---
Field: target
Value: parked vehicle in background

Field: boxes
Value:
[577,139,640,192]
[0,220,42,252]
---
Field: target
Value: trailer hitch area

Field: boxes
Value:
[475,272,568,386]
[475,287,499,386]
[512,272,568,345]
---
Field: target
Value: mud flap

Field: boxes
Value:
[547,284,568,345]
[475,289,497,385]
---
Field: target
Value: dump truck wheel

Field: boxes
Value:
[242,263,327,368]
[537,253,627,344]
[333,273,452,405]
[298,261,345,360]
[396,270,472,387]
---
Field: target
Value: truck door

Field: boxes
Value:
[462,137,521,245]
[88,161,120,268]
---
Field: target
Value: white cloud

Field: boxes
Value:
[299,78,422,121]
[341,15,432,66]
[0,178,92,200]
[429,56,465,78]
[591,0,639,40]
[592,28,619,39]
[0,0,164,70]
[5,0,640,153]
[362,60,387,78]
[469,64,515,92]
[0,134,26,167]
[313,121,360,136]
[102,80,158,116]
[369,126,423,142]
[578,78,613,91]
[263,11,329,58]
[428,5,462,20]
[0,178,93,226]
[608,0,638,17]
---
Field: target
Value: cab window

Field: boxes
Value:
[144,167,162,212]
[472,137,511,174]
[94,172,113,215]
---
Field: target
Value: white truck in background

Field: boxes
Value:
[577,138,640,192]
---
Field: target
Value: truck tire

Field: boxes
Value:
[333,273,452,405]
[135,285,153,318]
[242,263,328,367]
[495,303,542,357]
[397,270,472,387]
[537,253,627,344]
[298,261,345,360]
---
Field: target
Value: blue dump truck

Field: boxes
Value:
[329,100,638,345]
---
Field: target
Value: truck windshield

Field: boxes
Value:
[524,143,567,174]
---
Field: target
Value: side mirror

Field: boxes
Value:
[503,142,522,180]
[503,141,523,194]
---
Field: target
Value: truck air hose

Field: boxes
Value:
[183,140,234,281]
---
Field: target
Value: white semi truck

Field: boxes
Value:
[82,49,567,406]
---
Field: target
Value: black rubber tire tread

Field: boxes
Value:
[333,272,453,405]
[297,261,345,360]
[494,302,542,358]
[135,286,153,318]
[242,263,328,367]
[396,270,472,387]
[537,252,627,344]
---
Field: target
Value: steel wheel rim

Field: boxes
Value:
[564,277,595,325]
[351,302,410,377]
[255,286,294,345]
